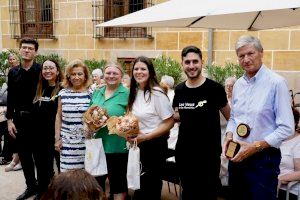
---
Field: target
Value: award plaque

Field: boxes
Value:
[225,141,240,158]
[236,123,250,138]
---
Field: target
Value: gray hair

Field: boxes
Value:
[92,68,103,78]
[225,76,237,86]
[235,35,263,54]
[161,75,175,88]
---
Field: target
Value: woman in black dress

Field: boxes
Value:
[32,59,64,200]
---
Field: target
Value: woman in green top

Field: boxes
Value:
[88,62,129,200]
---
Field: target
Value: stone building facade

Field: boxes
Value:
[0,0,299,90]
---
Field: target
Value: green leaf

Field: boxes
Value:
[153,56,183,86]
[204,62,244,86]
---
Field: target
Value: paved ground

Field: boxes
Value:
[0,165,35,200]
[0,164,180,200]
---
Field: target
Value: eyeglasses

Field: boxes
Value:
[42,66,56,71]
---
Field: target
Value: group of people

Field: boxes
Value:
[1,34,298,200]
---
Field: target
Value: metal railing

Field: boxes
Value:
[92,0,153,39]
[9,0,56,39]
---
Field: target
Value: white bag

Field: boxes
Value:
[85,138,107,176]
[127,141,140,190]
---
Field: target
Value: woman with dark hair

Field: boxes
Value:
[127,56,174,200]
[32,59,64,199]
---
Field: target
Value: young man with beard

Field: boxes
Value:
[173,45,230,200]
[6,38,41,200]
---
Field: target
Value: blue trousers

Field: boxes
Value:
[228,148,281,200]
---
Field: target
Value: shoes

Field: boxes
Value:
[16,188,37,200]
[0,158,9,165]
[13,163,22,171]
[5,161,16,172]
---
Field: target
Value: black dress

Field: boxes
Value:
[32,85,60,196]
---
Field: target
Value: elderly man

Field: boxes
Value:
[224,35,294,200]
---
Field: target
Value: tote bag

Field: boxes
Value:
[127,141,140,190]
[85,138,107,176]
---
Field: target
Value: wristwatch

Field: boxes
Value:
[254,141,264,152]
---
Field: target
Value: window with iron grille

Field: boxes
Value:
[9,0,55,39]
[93,0,153,38]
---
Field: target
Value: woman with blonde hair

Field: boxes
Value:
[55,59,91,172]
[86,62,129,200]
[0,52,20,167]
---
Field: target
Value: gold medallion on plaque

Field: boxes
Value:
[225,141,240,158]
[236,123,250,138]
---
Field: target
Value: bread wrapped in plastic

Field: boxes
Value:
[83,105,109,132]
[107,113,139,138]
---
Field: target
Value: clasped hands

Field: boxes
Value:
[222,133,257,162]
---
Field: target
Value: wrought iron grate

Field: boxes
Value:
[92,0,153,39]
[9,0,56,39]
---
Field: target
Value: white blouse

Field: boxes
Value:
[132,88,174,134]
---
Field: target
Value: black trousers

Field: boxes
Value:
[0,120,14,161]
[15,113,37,189]
[133,136,168,200]
[15,113,54,195]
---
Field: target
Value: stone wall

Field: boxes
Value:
[0,0,300,90]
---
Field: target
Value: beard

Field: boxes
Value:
[184,68,201,79]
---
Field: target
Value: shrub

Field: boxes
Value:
[153,56,183,86]
[84,59,107,72]
[0,50,10,77]
[0,49,20,85]
[35,53,68,70]
[204,62,244,86]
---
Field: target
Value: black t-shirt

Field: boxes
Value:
[32,85,60,143]
[173,78,227,158]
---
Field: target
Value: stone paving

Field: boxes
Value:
[0,164,179,200]
[0,165,34,200]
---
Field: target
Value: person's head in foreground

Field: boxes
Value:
[41,169,101,200]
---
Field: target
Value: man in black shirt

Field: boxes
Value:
[7,38,41,200]
[173,46,230,200]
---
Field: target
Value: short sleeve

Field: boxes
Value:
[173,87,179,108]
[153,90,174,120]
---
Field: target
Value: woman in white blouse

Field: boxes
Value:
[127,56,174,200]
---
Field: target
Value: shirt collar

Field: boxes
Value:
[99,83,127,97]
[242,64,266,83]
